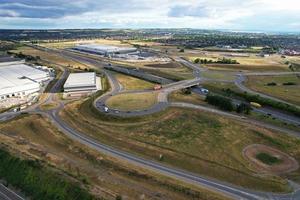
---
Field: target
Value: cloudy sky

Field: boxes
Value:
[0,0,299,32]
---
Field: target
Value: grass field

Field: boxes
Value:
[201,70,236,81]
[245,75,300,106]
[188,53,289,72]
[114,73,155,90]
[169,91,206,105]
[10,46,89,69]
[106,92,158,111]
[60,98,300,192]
[0,114,229,200]
[39,102,59,111]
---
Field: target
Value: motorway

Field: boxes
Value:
[1,44,300,199]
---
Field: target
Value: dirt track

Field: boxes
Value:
[243,144,299,174]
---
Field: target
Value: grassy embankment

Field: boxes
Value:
[114,73,155,90]
[10,46,89,70]
[60,95,300,193]
[0,114,229,200]
[0,148,95,200]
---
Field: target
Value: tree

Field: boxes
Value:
[194,58,200,64]
[205,95,234,111]
[236,103,251,114]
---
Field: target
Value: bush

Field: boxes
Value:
[266,82,277,86]
[0,148,95,200]
[283,82,296,86]
[256,153,281,165]
[194,58,200,64]
[205,94,234,111]
[236,103,252,114]
[224,89,300,117]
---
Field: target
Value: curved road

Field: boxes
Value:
[2,44,299,199]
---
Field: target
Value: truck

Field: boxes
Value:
[250,102,262,108]
[154,85,162,90]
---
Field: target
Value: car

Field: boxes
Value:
[104,107,109,113]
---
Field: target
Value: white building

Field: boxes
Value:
[74,44,137,55]
[64,72,102,97]
[0,61,50,100]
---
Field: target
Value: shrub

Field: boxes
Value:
[0,149,95,200]
[205,94,234,111]
[266,82,277,86]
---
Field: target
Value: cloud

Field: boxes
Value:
[168,5,209,18]
[0,0,299,31]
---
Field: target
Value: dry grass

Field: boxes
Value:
[10,46,88,69]
[106,92,158,111]
[39,103,59,111]
[169,91,206,105]
[0,114,229,200]
[201,70,236,81]
[188,53,289,72]
[245,75,300,105]
[60,99,300,192]
[114,73,155,90]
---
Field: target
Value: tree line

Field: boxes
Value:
[0,148,97,200]
[194,57,239,64]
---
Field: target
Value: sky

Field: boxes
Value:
[0,0,300,32]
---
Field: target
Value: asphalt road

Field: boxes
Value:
[0,184,24,200]
[4,44,298,199]
[45,109,262,200]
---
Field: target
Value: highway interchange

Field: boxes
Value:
[0,45,300,199]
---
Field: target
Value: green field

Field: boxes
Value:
[245,75,300,106]
[106,92,158,111]
[60,98,300,192]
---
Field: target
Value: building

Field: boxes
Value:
[63,72,102,97]
[0,61,50,100]
[74,44,137,55]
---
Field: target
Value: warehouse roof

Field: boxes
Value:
[0,64,48,96]
[64,72,96,88]
[75,44,137,53]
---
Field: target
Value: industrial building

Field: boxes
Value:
[73,44,137,55]
[63,72,102,97]
[0,61,50,101]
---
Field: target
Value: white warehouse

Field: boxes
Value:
[74,44,137,55]
[0,61,50,100]
[64,72,102,97]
